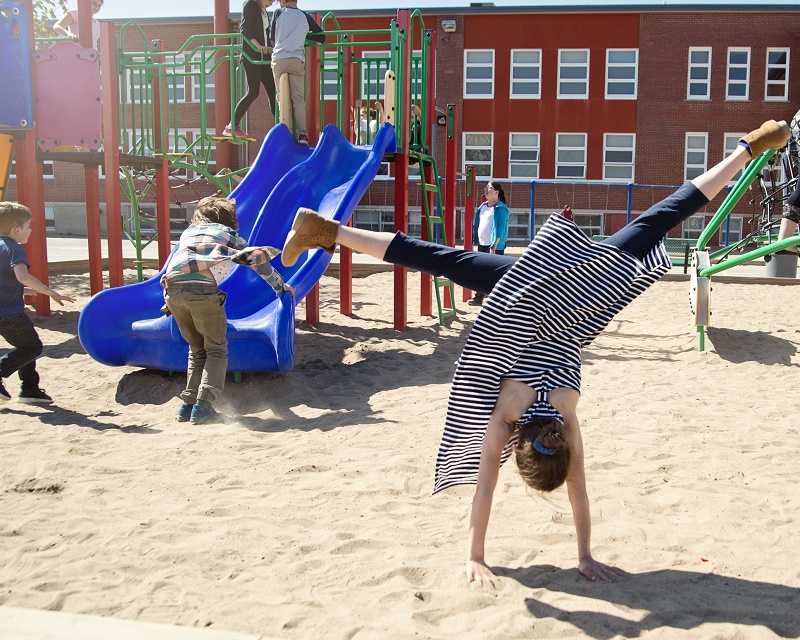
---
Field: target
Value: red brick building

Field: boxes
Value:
[7,4,799,246]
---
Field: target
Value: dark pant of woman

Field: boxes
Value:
[384,183,708,296]
[233,53,276,127]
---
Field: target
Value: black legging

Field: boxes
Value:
[233,54,276,126]
[383,183,709,295]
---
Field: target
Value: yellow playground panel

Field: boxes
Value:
[0,133,12,201]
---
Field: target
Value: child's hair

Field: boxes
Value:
[514,417,571,492]
[487,180,507,205]
[0,202,33,236]
[192,196,238,230]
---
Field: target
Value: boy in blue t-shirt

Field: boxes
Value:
[0,202,75,405]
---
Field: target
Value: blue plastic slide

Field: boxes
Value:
[78,123,397,372]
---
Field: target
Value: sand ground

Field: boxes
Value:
[1,268,799,639]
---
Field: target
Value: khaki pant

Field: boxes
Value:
[272,56,307,136]
[164,282,228,404]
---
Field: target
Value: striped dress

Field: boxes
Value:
[433,214,671,494]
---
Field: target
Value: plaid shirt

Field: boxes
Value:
[163,223,288,295]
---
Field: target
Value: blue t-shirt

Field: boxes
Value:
[0,236,29,319]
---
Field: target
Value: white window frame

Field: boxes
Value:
[765,47,790,102]
[685,132,708,181]
[682,215,705,240]
[605,49,638,99]
[44,205,55,232]
[723,133,746,186]
[164,53,187,104]
[508,132,539,179]
[555,132,587,180]
[9,159,54,180]
[726,47,750,101]
[187,49,216,103]
[510,49,541,99]
[464,49,495,99]
[603,133,635,182]
[558,49,589,99]
[463,132,493,178]
[687,47,712,100]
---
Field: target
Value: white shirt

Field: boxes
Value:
[477,203,496,246]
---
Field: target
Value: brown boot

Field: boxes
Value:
[281,208,340,267]
[739,120,791,158]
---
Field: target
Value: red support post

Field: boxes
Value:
[99,22,123,287]
[76,0,92,49]
[339,218,352,316]
[213,0,231,173]
[156,160,171,267]
[462,167,476,301]
[305,284,320,326]
[393,9,412,331]
[83,166,103,294]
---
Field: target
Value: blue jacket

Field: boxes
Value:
[473,201,510,251]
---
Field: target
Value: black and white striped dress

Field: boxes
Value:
[433,214,671,494]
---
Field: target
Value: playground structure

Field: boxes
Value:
[1,0,484,373]
[690,143,800,350]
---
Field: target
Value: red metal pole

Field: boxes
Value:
[462,167,476,301]
[393,9,411,331]
[214,0,231,172]
[18,0,49,315]
[99,22,123,287]
[83,166,103,294]
[305,284,319,325]
[339,218,352,316]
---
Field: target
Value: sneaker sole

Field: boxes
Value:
[0,396,10,404]
[18,398,53,405]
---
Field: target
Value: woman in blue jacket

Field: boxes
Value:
[469,180,510,306]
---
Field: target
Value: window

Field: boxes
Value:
[185,129,217,179]
[358,51,422,102]
[555,133,587,179]
[9,159,54,180]
[463,132,493,177]
[722,216,743,244]
[188,49,215,102]
[682,215,705,240]
[605,49,638,99]
[508,132,539,179]
[322,53,339,101]
[687,47,711,100]
[464,49,494,98]
[723,133,746,185]
[510,49,541,99]
[603,133,635,181]
[558,49,589,99]
[765,48,790,101]
[124,56,153,105]
[164,53,187,103]
[45,205,55,232]
[726,47,750,101]
[685,133,708,180]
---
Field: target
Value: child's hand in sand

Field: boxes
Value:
[466,559,496,588]
[578,556,621,582]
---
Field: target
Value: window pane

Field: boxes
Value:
[510,164,538,178]
[560,82,586,95]
[729,51,748,64]
[466,133,492,146]
[768,51,787,65]
[605,165,633,179]
[690,67,709,80]
[561,67,588,79]
[466,51,493,64]
[466,67,494,80]
[513,67,539,80]
[513,50,539,64]
[605,150,633,163]
[557,165,585,178]
[690,50,709,63]
[559,134,585,147]
[608,67,636,80]
[561,50,588,64]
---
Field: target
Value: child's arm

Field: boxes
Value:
[53,11,78,41]
[556,399,620,583]
[466,416,511,588]
[13,264,76,305]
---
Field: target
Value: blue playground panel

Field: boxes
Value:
[0,0,34,129]
[78,123,398,373]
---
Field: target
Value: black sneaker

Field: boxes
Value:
[18,387,53,405]
[0,379,10,404]
[467,295,484,306]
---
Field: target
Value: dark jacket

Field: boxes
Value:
[240,0,270,56]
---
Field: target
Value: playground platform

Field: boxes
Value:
[43,237,800,284]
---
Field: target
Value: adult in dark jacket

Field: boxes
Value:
[225,0,276,138]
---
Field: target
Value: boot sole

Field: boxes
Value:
[281,208,312,267]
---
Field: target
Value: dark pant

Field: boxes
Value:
[472,245,504,299]
[383,183,709,295]
[0,313,43,389]
[234,54,276,126]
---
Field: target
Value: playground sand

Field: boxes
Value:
[1,268,799,639]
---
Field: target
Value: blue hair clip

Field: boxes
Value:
[533,436,557,456]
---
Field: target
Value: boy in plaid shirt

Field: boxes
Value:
[162,196,293,424]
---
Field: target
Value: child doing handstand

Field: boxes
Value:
[281,120,791,586]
